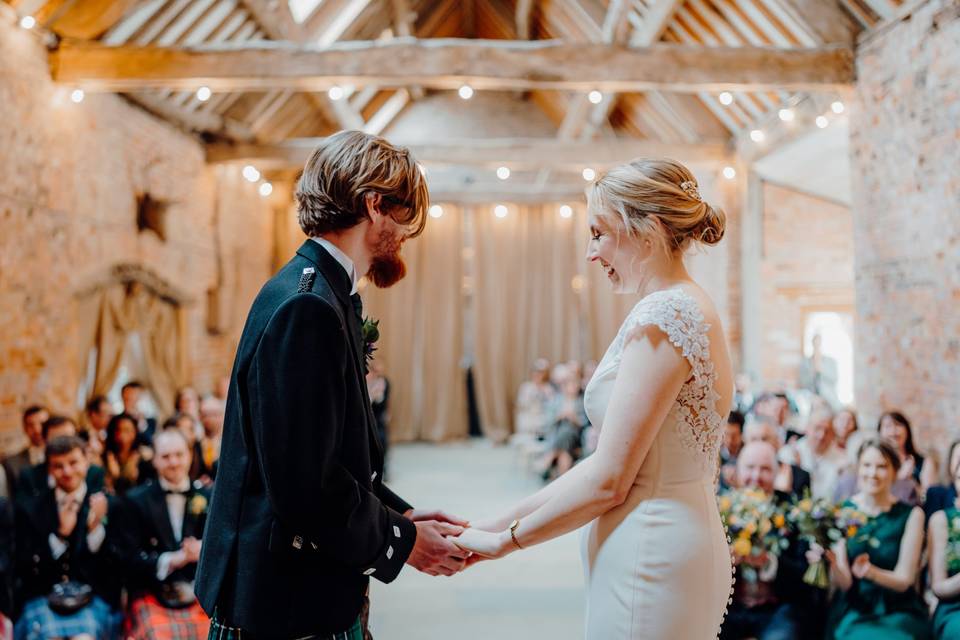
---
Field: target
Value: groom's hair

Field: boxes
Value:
[295,130,429,238]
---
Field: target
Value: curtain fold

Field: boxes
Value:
[84,282,190,417]
[362,207,466,442]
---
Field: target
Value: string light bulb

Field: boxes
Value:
[328,86,344,100]
[831,101,845,114]
[242,165,260,183]
[19,15,36,29]
[70,89,85,104]
[259,182,273,197]
[722,166,736,180]
[750,129,765,143]
[582,168,596,181]
[778,108,794,122]
[496,166,511,180]
[458,85,474,100]
[559,205,573,219]
[494,205,508,218]
[816,115,829,129]
[196,86,212,102]
[429,205,444,219]
[588,90,603,104]
[719,92,733,106]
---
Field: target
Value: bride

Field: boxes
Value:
[455,158,735,639]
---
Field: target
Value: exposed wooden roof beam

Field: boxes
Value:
[205,137,732,168]
[516,0,534,39]
[240,0,303,40]
[51,39,854,94]
[770,0,857,45]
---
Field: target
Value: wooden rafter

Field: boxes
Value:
[50,39,856,93]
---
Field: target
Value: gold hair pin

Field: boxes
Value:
[680,180,703,202]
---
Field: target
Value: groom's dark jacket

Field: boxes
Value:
[195,240,417,637]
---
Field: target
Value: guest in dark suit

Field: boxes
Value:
[1,405,48,497]
[120,429,211,639]
[196,131,468,639]
[15,415,106,500]
[104,413,156,496]
[13,436,122,639]
[122,380,157,444]
[743,419,811,499]
[0,497,12,622]
[721,441,822,640]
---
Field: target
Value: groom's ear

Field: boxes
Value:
[364,192,383,221]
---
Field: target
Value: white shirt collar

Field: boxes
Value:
[158,476,192,494]
[55,482,87,506]
[311,237,359,295]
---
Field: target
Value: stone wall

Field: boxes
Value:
[758,183,854,388]
[0,20,275,451]
[850,0,960,448]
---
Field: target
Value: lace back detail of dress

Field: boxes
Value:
[620,289,723,474]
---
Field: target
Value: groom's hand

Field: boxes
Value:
[406,521,467,577]
[404,508,469,528]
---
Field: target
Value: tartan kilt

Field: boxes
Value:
[207,614,362,640]
[14,595,121,640]
[126,594,211,640]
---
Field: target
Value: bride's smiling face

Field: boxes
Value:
[586,210,655,294]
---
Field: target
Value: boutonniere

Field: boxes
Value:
[188,494,208,516]
[361,317,380,371]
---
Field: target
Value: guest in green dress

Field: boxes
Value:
[811,436,930,640]
[928,454,960,640]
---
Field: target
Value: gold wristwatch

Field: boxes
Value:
[508,519,523,550]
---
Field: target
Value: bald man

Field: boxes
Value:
[743,419,811,499]
[720,442,820,640]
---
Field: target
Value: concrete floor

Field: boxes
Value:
[368,440,584,640]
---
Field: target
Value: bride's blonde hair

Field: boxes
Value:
[587,158,726,254]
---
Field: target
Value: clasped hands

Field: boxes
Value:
[403,509,516,577]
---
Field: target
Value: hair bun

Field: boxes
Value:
[696,203,726,246]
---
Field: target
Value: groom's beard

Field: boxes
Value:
[367,231,406,288]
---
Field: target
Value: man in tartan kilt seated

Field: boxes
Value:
[118,429,212,640]
[13,435,122,640]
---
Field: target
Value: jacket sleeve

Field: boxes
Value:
[248,294,416,583]
[375,483,413,516]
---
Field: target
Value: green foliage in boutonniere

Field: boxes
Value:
[188,494,208,516]
[361,317,380,371]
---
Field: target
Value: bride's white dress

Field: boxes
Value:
[581,288,733,639]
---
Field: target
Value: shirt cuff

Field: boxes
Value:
[86,524,106,553]
[759,552,779,582]
[362,509,418,584]
[48,533,67,559]
[156,551,177,581]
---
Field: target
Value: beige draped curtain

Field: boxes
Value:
[361,207,466,442]
[77,281,190,417]
[466,203,641,442]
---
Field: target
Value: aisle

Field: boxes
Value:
[368,440,584,640]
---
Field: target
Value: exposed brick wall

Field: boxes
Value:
[851,0,960,450]
[0,21,275,452]
[758,183,854,387]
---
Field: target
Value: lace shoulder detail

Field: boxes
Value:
[621,288,724,472]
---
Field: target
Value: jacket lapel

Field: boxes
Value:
[296,240,385,462]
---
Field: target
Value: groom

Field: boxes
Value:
[196,131,468,639]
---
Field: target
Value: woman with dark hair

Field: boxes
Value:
[879,410,937,494]
[104,413,155,496]
[928,451,960,639]
[812,437,930,639]
[926,440,960,518]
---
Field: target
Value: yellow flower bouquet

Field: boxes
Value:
[787,494,870,588]
[718,489,791,583]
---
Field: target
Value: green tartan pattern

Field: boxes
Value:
[207,615,363,640]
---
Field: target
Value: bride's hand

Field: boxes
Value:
[467,516,512,532]
[453,527,512,560]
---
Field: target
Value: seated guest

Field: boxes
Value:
[162,415,212,485]
[122,381,157,444]
[833,407,862,461]
[926,440,960,519]
[174,387,201,426]
[2,406,49,496]
[0,497,12,626]
[119,430,211,640]
[742,420,811,499]
[14,436,122,639]
[539,374,587,480]
[814,437,930,640]
[779,409,846,500]
[719,411,745,490]
[928,451,960,640]
[513,359,556,442]
[197,396,224,480]
[104,413,156,496]
[15,416,106,500]
[880,410,936,494]
[720,441,819,640]
[752,392,799,445]
[81,395,113,466]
